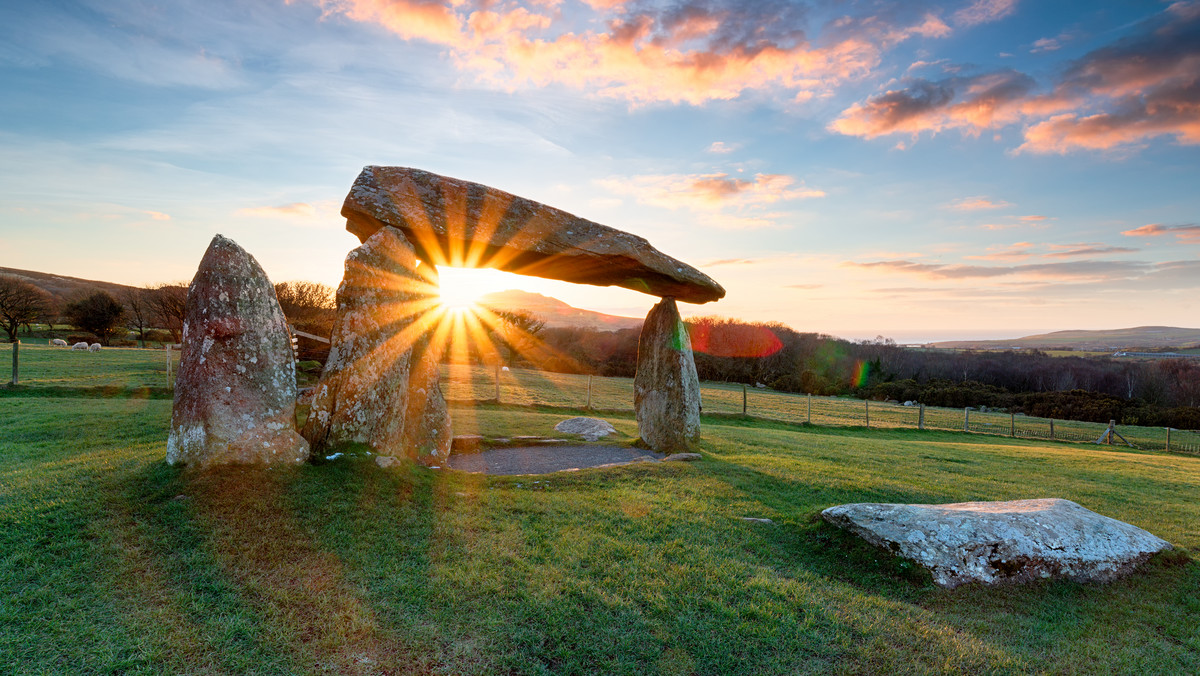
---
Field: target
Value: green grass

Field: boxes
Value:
[3,385,1200,673]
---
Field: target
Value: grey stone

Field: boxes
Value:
[554,416,618,441]
[342,166,724,304]
[821,498,1172,589]
[167,235,309,467]
[663,452,702,462]
[375,455,397,468]
[741,517,774,524]
[634,297,701,452]
[302,226,449,466]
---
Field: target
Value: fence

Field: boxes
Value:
[4,341,1198,455]
[441,363,1200,455]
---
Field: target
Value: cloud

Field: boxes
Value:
[829,69,1035,138]
[237,202,318,218]
[1019,214,1048,221]
[143,210,171,221]
[834,3,1200,153]
[1042,245,1139,258]
[953,0,1019,27]
[783,283,822,289]
[847,258,1148,281]
[599,170,821,228]
[706,141,739,154]
[704,258,759,266]
[965,242,1035,261]
[1031,36,1061,53]
[947,196,1012,211]
[1122,223,1200,242]
[311,0,954,105]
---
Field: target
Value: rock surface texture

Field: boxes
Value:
[301,226,450,464]
[342,166,724,304]
[167,235,309,467]
[554,417,618,441]
[821,498,1172,589]
[634,297,701,452]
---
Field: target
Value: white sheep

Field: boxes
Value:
[88,343,101,352]
[50,338,68,347]
[72,342,89,350]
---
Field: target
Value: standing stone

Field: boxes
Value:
[634,297,701,451]
[167,235,309,467]
[402,335,452,463]
[302,226,448,464]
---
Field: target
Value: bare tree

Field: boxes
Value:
[0,275,54,343]
[147,283,188,343]
[123,287,152,347]
[274,281,336,333]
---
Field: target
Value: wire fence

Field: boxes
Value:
[5,341,1198,455]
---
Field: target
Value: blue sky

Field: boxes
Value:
[2,0,1197,342]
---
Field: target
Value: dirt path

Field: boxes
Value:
[445,445,664,475]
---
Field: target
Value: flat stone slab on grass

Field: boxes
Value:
[822,498,1172,589]
[445,445,664,475]
[554,417,618,441]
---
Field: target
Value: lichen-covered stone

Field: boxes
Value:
[554,417,617,441]
[342,166,725,304]
[821,498,1172,589]
[302,226,448,464]
[167,235,308,467]
[634,297,701,451]
[401,335,452,464]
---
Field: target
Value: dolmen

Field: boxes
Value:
[822,498,1172,588]
[167,235,309,467]
[340,166,724,452]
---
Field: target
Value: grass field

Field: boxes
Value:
[3,349,1200,673]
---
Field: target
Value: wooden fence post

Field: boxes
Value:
[964,407,970,432]
[865,400,870,429]
[1049,419,1055,440]
[1166,427,1171,452]
[495,364,501,402]
[918,404,925,430]
[586,375,593,410]
[10,340,18,386]
[1107,420,1116,445]
[807,393,812,423]
[742,384,747,414]
[1010,411,1015,437]
[165,344,172,389]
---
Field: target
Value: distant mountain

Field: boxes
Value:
[931,326,1200,351]
[478,289,642,331]
[0,266,139,302]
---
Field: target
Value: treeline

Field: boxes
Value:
[530,316,1200,430]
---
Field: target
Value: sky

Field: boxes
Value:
[1,0,1198,343]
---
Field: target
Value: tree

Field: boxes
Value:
[0,275,54,343]
[147,283,188,343]
[274,281,336,333]
[65,291,127,345]
[123,287,152,347]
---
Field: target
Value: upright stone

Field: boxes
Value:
[167,235,309,467]
[634,297,701,451]
[402,335,452,463]
[302,226,446,463]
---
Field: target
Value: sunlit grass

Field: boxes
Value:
[3,392,1199,673]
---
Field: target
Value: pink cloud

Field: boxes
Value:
[1122,223,1200,242]
[312,0,953,106]
[599,171,822,228]
[834,3,1200,154]
[947,196,1012,211]
[237,202,318,218]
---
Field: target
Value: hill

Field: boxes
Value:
[478,289,642,331]
[0,266,138,302]
[931,326,1200,351]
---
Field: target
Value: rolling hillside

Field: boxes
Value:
[478,289,642,331]
[932,326,1200,351]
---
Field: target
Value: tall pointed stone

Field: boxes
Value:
[302,226,447,463]
[634,297,701,451]
[167,235,309,467]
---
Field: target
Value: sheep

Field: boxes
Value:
[50,338,68,347]
[72,342,89,350]
[88,343,101,352]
